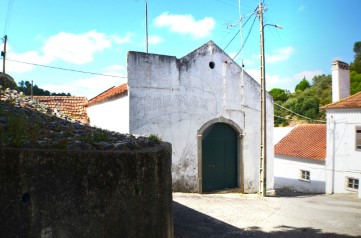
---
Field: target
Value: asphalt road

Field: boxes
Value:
[173,192,361,237]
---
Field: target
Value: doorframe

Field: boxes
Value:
[197,116,243,194]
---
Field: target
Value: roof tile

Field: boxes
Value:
[87,84,128,106]
[274,124,326,161]
[322,91,361,109]
[34,96,89,123]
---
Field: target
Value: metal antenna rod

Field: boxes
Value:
[145,0,149,53]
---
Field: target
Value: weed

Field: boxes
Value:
[149,133,161,144]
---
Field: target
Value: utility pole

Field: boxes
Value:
[1,35,7,74]
[259,2,267,197]
[145,0,149,53]
[31,80,34,98]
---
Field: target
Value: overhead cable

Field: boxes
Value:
[274,102,326,123]
[232,14,257,60]
[4,58,126,78]
[223,6,258,51]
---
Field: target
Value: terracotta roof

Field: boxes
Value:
[274,124,326,161]
[322,91,361,109]
[34,96,89,123]
[87,84,128,106]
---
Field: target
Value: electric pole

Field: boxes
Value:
[259,2,267,197]
[2,35,7,74]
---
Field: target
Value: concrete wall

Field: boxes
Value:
[87,94,129,133]
[0,146,173,238]
[127,41,274,193]
[326,109,361,194]
[274,155,325,193]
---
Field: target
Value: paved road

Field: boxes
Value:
[173,192,361,237]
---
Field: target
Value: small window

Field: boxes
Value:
[300,170,310,181]
[356,127,361,150]
[346,177,359,190]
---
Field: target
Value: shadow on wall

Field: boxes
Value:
[173,201,353,238]
[274,177,325,194]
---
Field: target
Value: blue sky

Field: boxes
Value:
[1,0,360,98]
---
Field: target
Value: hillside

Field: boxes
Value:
[271,41,361,127]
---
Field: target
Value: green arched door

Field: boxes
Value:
[202,123,238,192]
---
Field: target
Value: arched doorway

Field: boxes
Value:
[201,122,239,192]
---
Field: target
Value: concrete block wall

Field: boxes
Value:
[0,145,173,238]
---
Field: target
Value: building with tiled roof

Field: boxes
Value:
[34,96,89,124]
[322,91,361,110]
[275,124,326,161]
[87,84,128,106]
[274,124,326,193]
[86,41,275,194]
[323,91,361,195]
[86,83,129,133]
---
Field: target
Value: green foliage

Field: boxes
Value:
[273,74,331,126]
[269,88,290,102]
[295,78,311,91]
[149,133,162,144]
[17,80,71,96]
[350,69,361,95]
[272,41,361,127]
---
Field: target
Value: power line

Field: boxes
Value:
[3,0,14,35]
[4,58,126,78]
[274,102,326,123]
[232,14,257,60]
[223,6,258,51]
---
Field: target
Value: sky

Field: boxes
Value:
[0,0,360,99]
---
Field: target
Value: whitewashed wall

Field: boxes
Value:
[274,127,295,145]
[326,109,361,194]
[127,41,274,193]
[87,95,129,133]
[274,155,325,193]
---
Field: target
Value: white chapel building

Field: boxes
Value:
[87,41,274,193]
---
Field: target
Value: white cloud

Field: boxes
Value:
[246,68,281,88]
[3,43,52,73]
[4,31,131,74]
[42,76,125,99]
[293,70,323,82]
[41,65,127,98]
[245,68,324,92]
[154,12,215,38]
[266,46,294,63]
[148,35,164,45]
[104,64,125,73]
[110,32,133,44]
[42,31,112,65]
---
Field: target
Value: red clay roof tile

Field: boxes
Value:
[87,84,128,106]
[322,91,361,109]
[34,96,89,123]
[274,124,326,161]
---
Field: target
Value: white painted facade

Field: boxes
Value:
[127,41,274,193]
[87,94,129,133]
[325,109,361,194]
[274,127,294,145]
[274,155,325,193]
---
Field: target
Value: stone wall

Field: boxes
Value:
[0,145,173,238]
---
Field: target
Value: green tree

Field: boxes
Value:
[350,41,361,74]
[295,77,311,91]
[269,88,290,102]
[17,80,71,96]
